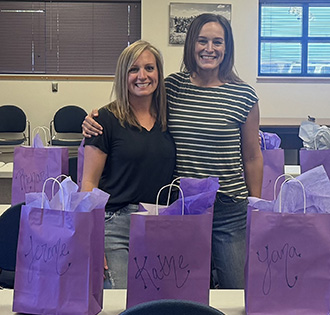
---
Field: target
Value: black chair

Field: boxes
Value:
[50,105,87,147]
[0,105,30,146]
[0,202,24,288]
[119,299,225,315]
[69,156,78,183]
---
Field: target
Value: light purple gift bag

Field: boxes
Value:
[261,149,285,200]
[126,177,219,309]
[11,133,69,205]
[245,166,330,315]
[13,177,109,315]
[259,131,285,200]
[300,148,330,178]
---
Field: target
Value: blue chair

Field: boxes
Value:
[119,299,225,315]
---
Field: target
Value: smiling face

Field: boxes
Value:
[127,49,159,101]
[194,21,226,75]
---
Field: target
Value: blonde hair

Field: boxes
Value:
[107,40,167,131]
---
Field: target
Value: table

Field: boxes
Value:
[0,163,13,179]
[0,204,10,216]
[0,289,245,314]
[0,163,13,204]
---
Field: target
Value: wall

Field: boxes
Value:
[0,0,329,133]
[0,79,113,133]
[142,0,330,121]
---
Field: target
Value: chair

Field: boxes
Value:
[50,105,87,147]
[119,299,225,315]
[0,105,30,146]
[69,156,78,183]
[0,202,24,288]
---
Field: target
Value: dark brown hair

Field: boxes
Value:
[181,13,242,84]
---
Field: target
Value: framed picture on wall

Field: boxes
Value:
[169,3,232,45]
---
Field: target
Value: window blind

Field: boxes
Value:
[0,1,141,75]
[259,0,330,76]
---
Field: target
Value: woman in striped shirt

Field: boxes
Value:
[165,14,262,289]
[83,13,263,289]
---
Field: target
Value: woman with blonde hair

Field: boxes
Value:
[81,40,176,289]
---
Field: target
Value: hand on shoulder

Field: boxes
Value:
[82,108,103,137]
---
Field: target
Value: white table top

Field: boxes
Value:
[0,162,13,178]
[0,289,245,314]
[0,204,10,216]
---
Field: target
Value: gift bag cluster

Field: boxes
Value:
[299,118,330,178]
[126,177,219,309]
[245,165,330,315]
[13,176,109,315]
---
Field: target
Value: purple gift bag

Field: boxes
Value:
[245,168,330,314]
[245,211,330,315]
[261,149,285,200]
[300,148,330,178]
[126,177,218,309]
[11,142,69,205]
[13,178,108,315]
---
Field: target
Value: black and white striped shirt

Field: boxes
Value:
[165,72,259,200]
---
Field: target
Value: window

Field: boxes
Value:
[258,0,330,77]
[0,0,141,75]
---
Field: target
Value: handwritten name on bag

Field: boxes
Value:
[14,166,50,193]
[256,242,301,295]
[133,254,190,290]
[25,235,72,283]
